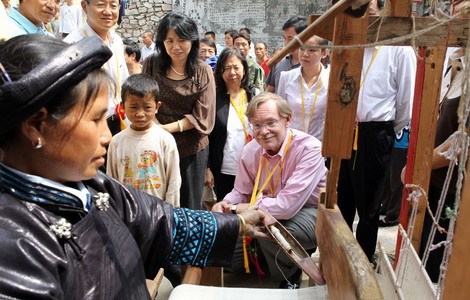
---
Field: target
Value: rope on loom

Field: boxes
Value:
[435,40,470,299]
[298,11,464,53]
[395,183,423,288]
[394,4,469,298]
[274,248,298,288]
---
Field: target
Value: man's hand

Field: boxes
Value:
[212,200,252,214]
[239,207,276,239]
[211,200,232,213]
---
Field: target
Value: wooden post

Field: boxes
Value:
[396,45,445,256]
[322,9,369,208]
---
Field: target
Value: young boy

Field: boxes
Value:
[107,74,181,206]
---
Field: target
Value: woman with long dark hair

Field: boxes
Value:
[143,12,216,210]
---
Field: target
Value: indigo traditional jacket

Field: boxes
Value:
[0,167,239,299]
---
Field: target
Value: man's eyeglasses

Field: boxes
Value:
[250,119,282,131]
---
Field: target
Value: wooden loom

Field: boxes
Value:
[167,0,469,298]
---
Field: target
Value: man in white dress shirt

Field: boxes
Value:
[64,0,129,135]
[336,0,416,265]
[140,31,156,63]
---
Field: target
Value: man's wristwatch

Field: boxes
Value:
[230,203,238,214]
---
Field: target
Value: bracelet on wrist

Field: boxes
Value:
[237,214,247,237]
[177,120,183,132]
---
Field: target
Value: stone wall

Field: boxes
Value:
[116,0,426,49]
[117,0,171,42]
[116,0,330,50]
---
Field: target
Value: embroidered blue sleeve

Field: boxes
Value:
[166,208,218,266]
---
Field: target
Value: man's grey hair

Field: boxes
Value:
[245,92,292,120]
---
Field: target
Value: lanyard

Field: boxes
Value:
[83,27,121,105]
[360,46,381,90]
[229,89,251,143]
[250,130,294,206]
[265,157,284,197]
[299,74,323,133]
[354,46,381,151]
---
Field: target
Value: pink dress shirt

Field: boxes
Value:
[224,128,327,220]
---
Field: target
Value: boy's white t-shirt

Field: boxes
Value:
[106,123,181,207]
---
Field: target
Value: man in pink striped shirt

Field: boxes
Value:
[212,92,327,288]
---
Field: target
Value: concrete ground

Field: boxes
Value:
[156,217,400,299]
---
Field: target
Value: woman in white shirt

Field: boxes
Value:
[206,48,253,200]
[277,35,330,141]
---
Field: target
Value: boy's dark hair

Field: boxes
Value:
[232,32,251,46]
[121,74,159,103]
[282,16,308,34]
[123,38,141,62]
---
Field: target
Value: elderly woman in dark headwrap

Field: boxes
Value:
[0,34,270,299]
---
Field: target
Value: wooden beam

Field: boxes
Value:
[316,202,383,298]
[267,0,370,68]
[180,266,223,286]
[443,159,470,299]
[182,266,203,285]
[308,15,469,47]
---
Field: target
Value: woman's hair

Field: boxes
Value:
[214,48,249,94]
[0,35,112,145]
[153,12,200,77]
[245,92,292,120]
[304,35,331,68]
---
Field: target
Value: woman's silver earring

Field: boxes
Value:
[34,137,43,149]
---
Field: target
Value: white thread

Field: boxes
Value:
[270,225,292,252]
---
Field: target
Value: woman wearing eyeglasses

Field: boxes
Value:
[206,48,253,201]
[143,12,216,211]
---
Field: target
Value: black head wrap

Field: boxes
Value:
[0,35,112,139]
